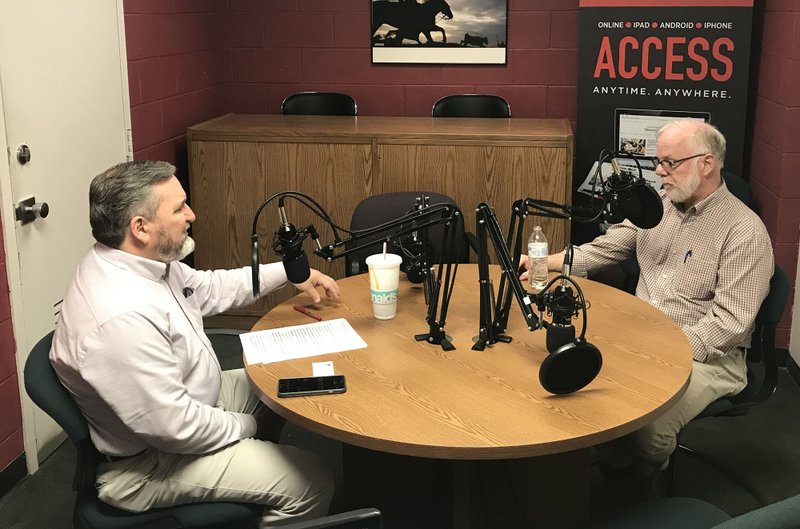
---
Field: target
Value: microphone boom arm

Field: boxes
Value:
[251,191,463,351]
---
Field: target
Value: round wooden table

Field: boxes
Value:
[245,265,692,528]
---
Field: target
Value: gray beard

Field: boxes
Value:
[157,236,195,263]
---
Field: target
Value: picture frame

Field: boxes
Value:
[371,0,508,65]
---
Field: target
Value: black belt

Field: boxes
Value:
[104,450,144,462]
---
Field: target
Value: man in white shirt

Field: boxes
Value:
[50,160,339,527]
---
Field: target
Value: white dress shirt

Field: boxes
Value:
[50,243,288,456]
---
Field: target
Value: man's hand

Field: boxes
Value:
[292,269,340,303]
[518,252,566,282]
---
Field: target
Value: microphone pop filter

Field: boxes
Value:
[539,339,603,395]
[621,183,663,229]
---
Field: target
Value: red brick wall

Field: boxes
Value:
[0,217,23,472]
[223,0,579,122]
[124,0,228,180]
[749,1,799,347]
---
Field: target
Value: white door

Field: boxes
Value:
[0,1,131,472]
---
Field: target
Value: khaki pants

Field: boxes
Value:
[96,369,334,527]
[601,350,747,471]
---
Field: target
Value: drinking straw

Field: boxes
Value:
[383,242,387,260]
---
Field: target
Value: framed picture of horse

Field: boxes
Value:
[371,0,508,64]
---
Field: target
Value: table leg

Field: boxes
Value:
[342,445,590,529]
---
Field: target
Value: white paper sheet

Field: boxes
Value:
[240,318,367,365]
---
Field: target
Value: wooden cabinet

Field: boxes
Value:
[187,114,573,326]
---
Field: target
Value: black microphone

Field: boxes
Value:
[543,246,579,354]
[603,158,663,229]
[274,201,311,285]
[537,245,603,395]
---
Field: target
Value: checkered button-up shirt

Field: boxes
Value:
[572,181,774,363]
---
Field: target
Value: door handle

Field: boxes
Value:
[15,197,49,225]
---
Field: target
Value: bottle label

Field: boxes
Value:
[528,242,548,258]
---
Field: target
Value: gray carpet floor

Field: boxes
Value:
[3,332,799,528]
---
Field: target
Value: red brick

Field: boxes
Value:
[762,11,796,60]
[130,102,165,151]
[334,12,372,48]
[231,49,301,83]
[753,97,788,152]
[135,139,181,166]
[124,14,164,60]
[788,60,800,107]
[0,320,15,382]
[779,153,800,198]
[176,51,225,93]
[550,10,579,49]
[224,12,265,48]
[471,86,547,118]
[512,49,578,85]
[124,0,173,14]
[749,138,783,197]
[371,64,444,86]
[300,0,364,10]
[546,85,577,120]
[173,0,226,13]
[127,61,143,107]
[775,199,800,244]
[229,83,269,113]
[162,14,222,55]
[756,54,791,105]
[229,0,281,12]
[301,49,372,84]
[343,85,406,116]
[0,263,9,323]
[265,12,334,48]
[510,0,578,10]
[162,93,200,139]
[138,57,179,103]
[194,86,227,123]
[508,11,550,49]
[440,64,513,85]
[0,429,23,473]
[0,376,22,442]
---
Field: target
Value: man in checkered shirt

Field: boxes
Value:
[526,119,774,482]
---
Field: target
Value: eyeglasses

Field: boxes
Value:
[652,153,708,172]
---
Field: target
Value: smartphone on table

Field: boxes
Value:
[277,375,347,398]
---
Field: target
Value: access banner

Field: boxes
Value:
[575,0,754,195]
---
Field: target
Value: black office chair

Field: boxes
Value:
[619,171,754,294]
[582,493,800,529]
[23,331,262,529]
[345,191,468,277]
[668,264,791,503]
[281,508,382,529]
[281,92,357,116]
[432,94,511,118]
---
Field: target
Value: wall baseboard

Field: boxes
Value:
[0,454,26,500]
[787,353,800,389]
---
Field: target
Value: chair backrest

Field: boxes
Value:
[24,331,90,443]
[432,94,511,118]
[346,192,467,277]
[722,171,753,208]
[735,264,791,406]
[281,92,357,116]
[24,332,263,529]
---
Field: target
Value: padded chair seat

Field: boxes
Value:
[79,498,262,529]
[583,498,731,529]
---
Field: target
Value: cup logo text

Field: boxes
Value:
[371,289,398,304]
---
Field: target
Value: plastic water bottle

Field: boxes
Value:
[527,225,548,292]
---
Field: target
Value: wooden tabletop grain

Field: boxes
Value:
[246,264,692,460]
